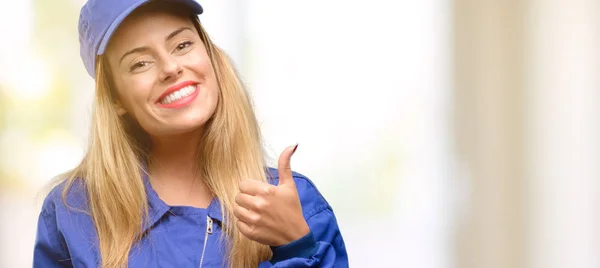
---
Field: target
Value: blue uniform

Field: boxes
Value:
[33,168,348,267]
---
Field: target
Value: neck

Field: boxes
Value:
[148,130,201,180]
[147,129,212,207]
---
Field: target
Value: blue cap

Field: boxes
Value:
[78,0,203,78]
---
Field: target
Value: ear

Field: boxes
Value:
[114,101,128,116]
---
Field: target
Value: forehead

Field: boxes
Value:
[106,8,194,55]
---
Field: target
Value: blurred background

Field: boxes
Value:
[0,0,598,267]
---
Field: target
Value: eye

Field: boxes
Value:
[175,41,194,52]
[130,61,151,72]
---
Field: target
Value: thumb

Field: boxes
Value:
[277,144,298,186]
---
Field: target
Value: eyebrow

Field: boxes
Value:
[118,26,194,66]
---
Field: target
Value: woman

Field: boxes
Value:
[33,0,348,267]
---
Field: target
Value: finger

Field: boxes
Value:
[236,219,255,240]
[239,179,270,196]
[234,205,258,225]
[277,144,298,186]
[235,193,259,211]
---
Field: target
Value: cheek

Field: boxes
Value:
[184,49,220,106]
[185,46,214,75]
[200,64,220,114]
[115,76,155,116]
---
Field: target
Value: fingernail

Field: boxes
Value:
[292,143,299,154]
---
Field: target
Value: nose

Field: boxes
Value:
[158,55,183,82]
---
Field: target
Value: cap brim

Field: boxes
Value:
[97,0,203,55]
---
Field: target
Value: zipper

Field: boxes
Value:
[198,216,213,268]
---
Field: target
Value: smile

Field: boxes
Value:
[157,81,200,108]
[160,85,196,104]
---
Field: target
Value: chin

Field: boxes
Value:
[162,116,212,135]
[146,124,202,137]
[139,106,216,137]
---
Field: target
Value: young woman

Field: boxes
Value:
[33,0,348,267]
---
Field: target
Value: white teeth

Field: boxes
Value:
[160,85,196,104]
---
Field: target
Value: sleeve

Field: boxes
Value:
[258,208,349,268]
[33,202,73,267]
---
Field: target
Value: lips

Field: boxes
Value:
[158,84,196,104]
[156,81,200,109]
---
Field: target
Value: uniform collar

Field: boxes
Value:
[141,168,224,232]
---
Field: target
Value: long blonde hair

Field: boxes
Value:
[60,9,272,267]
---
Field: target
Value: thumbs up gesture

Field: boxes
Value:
[234,144,310,246]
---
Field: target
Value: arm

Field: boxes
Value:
[236,146,349,267]
[261,208,348,268]
[33,201,72,267]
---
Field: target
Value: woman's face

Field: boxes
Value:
[105,9,218,138]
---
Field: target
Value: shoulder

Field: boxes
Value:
[36,178,100,266]
[40,178,89,216]
[266,168,332,219]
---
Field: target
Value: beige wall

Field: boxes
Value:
[453,1,526,267]
[453,0,600,268]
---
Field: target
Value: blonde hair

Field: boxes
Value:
[60,9,272,268]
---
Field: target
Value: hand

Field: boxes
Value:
[234,144,310,246]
